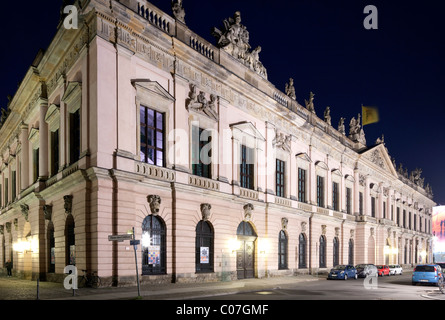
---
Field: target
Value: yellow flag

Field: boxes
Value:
[362,106,379,126]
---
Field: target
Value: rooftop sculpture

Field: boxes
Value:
[212,11,267,78]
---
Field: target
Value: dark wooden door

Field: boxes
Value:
[237,240,255,279]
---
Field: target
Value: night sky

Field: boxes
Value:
[0,0,443,205]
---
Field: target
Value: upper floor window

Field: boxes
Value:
[240,145,254,190]
[371,196,376,217]
[332,182,339,211]
[346,187,352,214]
[359,192,364,215]
[140,106,165,167]
[33,148,39,183]
[276,159,285,198]
[298,168,306,203]
[192,126,212,178]
[69,109,81,165]
[316,175,325,207]
[51,130,60,176]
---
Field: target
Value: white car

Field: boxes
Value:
[389,264,403,275]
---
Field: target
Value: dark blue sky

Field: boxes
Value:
[0,0,444,205]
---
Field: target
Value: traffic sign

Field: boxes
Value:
[130,240,140,246]
[108,234,133,242]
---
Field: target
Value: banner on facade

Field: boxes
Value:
[200,247,209,264]
[148,246,160,265]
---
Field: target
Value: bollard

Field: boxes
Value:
[36,278,40,300]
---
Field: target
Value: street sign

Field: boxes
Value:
[108,234,133,242]
[130,240,140,246]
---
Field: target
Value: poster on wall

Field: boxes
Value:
[200,247,209,264]
[148,246,160,265]
[51,247,55,265]
[70,245,76,265]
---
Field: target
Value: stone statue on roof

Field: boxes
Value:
[285,78,296,100]
[212,11,267,78]
[305,92,315,113]
[324,106,331,126]
[172,0,186,24]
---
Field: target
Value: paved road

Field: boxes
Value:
[196,273,445,300]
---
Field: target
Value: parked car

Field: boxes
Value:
[436,262,445,271]
[389,264,403,275]
[412,264,444,286]
[376,265,390,276]
[327,265,358,280]
[355,264,378,278]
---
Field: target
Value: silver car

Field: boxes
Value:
[355,264,378,278]
[389,264,403,275]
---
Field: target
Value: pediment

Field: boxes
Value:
[132,79,175,103]
[230,121,265,142]
[359,144,398,177]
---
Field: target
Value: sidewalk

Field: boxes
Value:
[0,274,320,300]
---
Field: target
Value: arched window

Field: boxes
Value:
[348,239,354,265]
[278,231,288,270]
[237,221,257,237]
[48,222,55,273]
[299,233,307,269]
[319,236,326,268]
[65,215,75,266]
[333,237,340,267]
[142,215,166,275]
[196,221,214,273]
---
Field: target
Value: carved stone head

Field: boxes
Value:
[281,218,288,231]
[243,203,254,221]
[20,204,30,221]
[43,205,53,221]
[64,195,73,216]
[147,195,161,216]
[200,203,212,221]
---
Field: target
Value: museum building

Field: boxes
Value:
[0,0,436,285]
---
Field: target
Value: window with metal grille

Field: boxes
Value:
[348,239,354,265]
[142,215,166,275]
[333,237,339,266]
[319,236,326,268]
[196,221,214,273]
[278,231,288,270]
[299,233,307,269]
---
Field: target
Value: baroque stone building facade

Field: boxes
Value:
[0,0,436,285]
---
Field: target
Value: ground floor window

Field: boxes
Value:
[196,221,214,273]
[319,236,326,268]
[278,231,288,270]
[299,233,307,269]
[142,215,166,275]
[65,215,75,266]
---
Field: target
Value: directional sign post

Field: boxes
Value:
[108,234,133,242]
[108,231,141,298]
[132,227,141,298]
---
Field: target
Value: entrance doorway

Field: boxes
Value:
[236,221,257,279]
